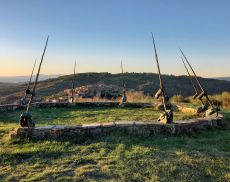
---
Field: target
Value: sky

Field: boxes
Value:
[0,0,229,77]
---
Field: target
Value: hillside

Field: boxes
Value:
[0,74,61,83]
[215,77,230,82]
[0,72,230,104]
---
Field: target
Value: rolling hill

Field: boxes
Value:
[215,77,230,82]
[0,72,230,104]
[0,74,61,83]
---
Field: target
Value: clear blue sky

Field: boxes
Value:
[0,0,229,77]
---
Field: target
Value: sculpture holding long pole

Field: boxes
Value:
[151,33,173,123]
[19,36,49,127]
[20,59,37,106]
[71,61,76,103]
[179,48,219,116]
[181,57,208,113]
[120,61,127,103]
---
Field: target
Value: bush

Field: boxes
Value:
[221,92,230,108]
[204,91,230,109]
[171,95,185,103]
[126,91,155,103]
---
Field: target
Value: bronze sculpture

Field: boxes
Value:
[71,61,76,103]
[19,36,49,127]
[120,61,127,103]
[20,60,37,106]
[180,48,219,116]
[181,57,208,113]
[151,33,173,123]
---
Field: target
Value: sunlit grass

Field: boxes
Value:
[0,107,229,181]
[0,106,195,126]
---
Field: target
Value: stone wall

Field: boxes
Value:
[0,102,157,112]
[0,101,196,115]
[9,115,225,140]
[0,104,25,112]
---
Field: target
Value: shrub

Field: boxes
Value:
[221,92,230,108]
[171,94,185,103]
[126,91,155,103]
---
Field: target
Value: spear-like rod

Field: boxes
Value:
[181,57,198,93]
[71,61,76,103]
[23,59,36,100]
[181,57,204,105]
[179,48,213,108]
[121,61,125,88]
[151,33,167,112]
[26,36,49,112]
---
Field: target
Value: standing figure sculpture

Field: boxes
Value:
[180,48,219,116]
[181,57,208,113]
[71,61,76,103]
[151,33,173,124]
[20,60,36,106]
[19,36,49,127]
[120,61,127,103]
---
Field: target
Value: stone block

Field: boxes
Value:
[101,122,116,128]
[82,123,101,129]
[115,121,134,127]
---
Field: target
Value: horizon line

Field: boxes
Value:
[0,72,229,79]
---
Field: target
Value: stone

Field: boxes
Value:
[133,121,147,126]
[177,105,197,114]
[8,107,225,140]
[115,121,134,127]
[82,123,101,129]
[102,122,116,128]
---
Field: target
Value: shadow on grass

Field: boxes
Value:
[0,109,229,181]
[0,106,161,125]
[0,106,197,126]
[1,118,230,181]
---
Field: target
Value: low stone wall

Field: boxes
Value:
[0,104,25,112]
[9,115,225,140]
[0,101,199,113]
[0,102,157,112]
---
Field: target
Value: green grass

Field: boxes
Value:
[0,107,230,181]
[0,107,195,126]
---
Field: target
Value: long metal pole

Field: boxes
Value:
[23,59,36,99]
[26,36,49,112]
[121,61,125,88]
[179,48,213,108]
[71,61,76,103]
[181,57,204,105]
[151,33,167,112]
[181,57,198,94]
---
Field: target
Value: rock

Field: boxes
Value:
[64,84,122,100]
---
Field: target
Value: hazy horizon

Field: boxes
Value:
[0,72,229,79]
[1,0,230,77]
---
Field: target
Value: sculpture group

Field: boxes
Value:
[19,34,220,127]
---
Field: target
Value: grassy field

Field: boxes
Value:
[0,106,197,126]
[0,107,230,181]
